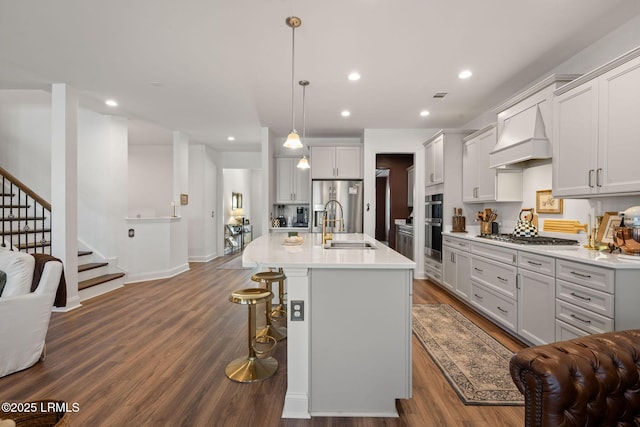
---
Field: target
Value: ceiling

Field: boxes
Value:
[1,0,639,151]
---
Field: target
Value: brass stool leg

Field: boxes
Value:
[225,303,278,383]
[257,280,287,341]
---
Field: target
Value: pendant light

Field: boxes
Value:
[283,16,303,149]
[297,80,311,169]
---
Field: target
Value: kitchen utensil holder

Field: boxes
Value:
[480,221,492,235]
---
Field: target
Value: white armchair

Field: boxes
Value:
[0,250,63,377]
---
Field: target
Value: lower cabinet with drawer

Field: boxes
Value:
[469,243,518,333]
[424,256,443,284]
[470,281,517,331]
[439,234,640,346]
[555,259,615,338]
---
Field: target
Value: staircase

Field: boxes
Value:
[77,249,125,301]
[1,166,125,301]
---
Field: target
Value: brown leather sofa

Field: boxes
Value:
[509,330,640,427]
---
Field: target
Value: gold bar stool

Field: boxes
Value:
[251,270,287,341]
[225,288,278,383]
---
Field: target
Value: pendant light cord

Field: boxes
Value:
[290,26,296,132]
[302,81,306,143]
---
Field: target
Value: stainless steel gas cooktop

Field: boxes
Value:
[477,234,579,245]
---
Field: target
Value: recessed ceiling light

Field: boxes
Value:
[420,110,430,117]
[227,136,235,141]
[341,110,351,117]
[458,70,473,79]
[348,72,361,81]
[105,99,118,107]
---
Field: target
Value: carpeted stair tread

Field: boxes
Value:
[78,262,108,272]
[79,273,125,290]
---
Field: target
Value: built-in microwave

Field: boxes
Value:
[424,194,443,264]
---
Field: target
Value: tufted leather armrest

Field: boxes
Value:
[509,330,640,427]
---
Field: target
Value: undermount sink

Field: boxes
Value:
[324,241,377,250]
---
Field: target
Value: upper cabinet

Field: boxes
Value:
[423,130,473,197]
[462,125,522,203]
[276,157,310,203]
[553,49,640,197]
[424,134,444,186]
[310,145,362,179]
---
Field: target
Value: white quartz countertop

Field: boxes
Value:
[243,233,416,270]
[443,231,640,269]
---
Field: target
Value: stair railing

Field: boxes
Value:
[0,166,52,254]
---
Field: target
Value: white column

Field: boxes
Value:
[172,131,189,270]
[51,83,80,311]
[281,267,311,419]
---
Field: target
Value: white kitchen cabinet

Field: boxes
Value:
[443,244,471,300]
[517,266,555,346]
[469,242,518,334]
[276,157,309,203]
[424,134,444,187]
[310,146,362,179]
[517,252,556,345]
[396,225,414,261]
[553,50,640,197]
[462,125,522,203]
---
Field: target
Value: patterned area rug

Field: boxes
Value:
[412,304,524,406]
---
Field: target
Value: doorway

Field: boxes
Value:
[375,154,414,250]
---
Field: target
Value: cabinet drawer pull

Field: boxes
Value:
[474,267,483,273]
[473,293,483,300]
[497,306,508,314]
[588,169,595,188]
[570,271,592,279]
[497,276,508,282]
[570,314,592,324]
[570,292,592,301]
[458,243,466,247]
[527,260,542,266]
[596,168,603,187]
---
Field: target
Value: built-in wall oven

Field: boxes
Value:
[424,194,443,282]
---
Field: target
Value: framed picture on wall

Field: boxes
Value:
[596,212,621,244]
[536,189,563,214]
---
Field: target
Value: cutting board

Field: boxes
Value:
[543,219,588,234]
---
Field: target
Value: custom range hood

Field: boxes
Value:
[489,74,580,169]
[489,104,550,168]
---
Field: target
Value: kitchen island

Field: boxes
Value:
[243,233,415,419]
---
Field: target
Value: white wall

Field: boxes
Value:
[77,109,128,259]
[0,90,52,199]
[188,144,218,262]
[128,145,173,217]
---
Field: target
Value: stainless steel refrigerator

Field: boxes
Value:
[312,180,364,233]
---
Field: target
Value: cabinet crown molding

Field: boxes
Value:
[463,123,497,142]
[492,74,582,113]
[554,45,640,96]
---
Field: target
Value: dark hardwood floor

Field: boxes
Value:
[0,255,526,426]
